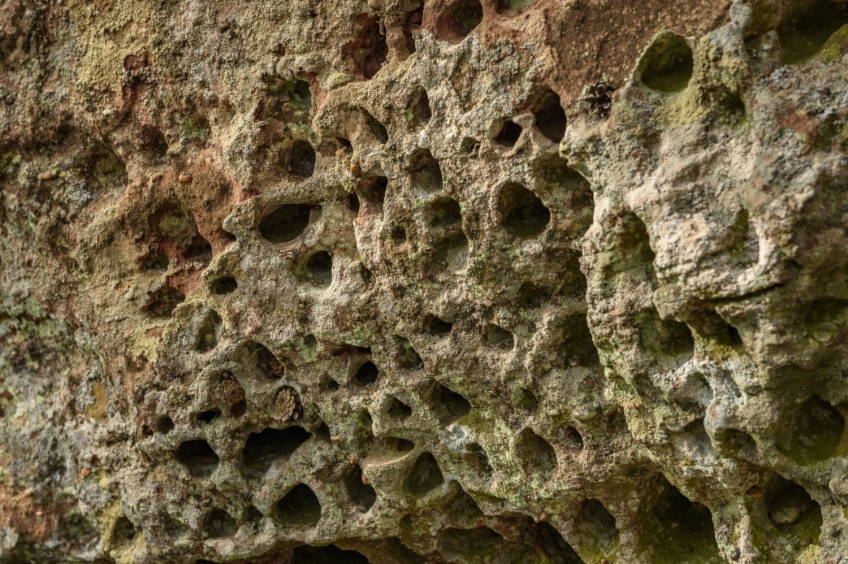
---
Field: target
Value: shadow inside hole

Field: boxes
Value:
[651,477,720,562]
[514,387,539,412]
[500,183,550,237]
[176,440,219,477]
[778,0,848,64]
[433,232,469,273]
[355,16,388,79]
[404,452,444,496]
[767,480,822,531]
[714,427,756,457]
[484,324,514,350]
[242,426,311,478]
[516,282,548,309]
[387,395,413,419]
[195,310,222,353]
[423,314,453,336]
[403,3,424,54]
[275,484,322,528]
[303,250,333,287]
[245,341,285,379]
[197,409,221,424]
[111,516,137,545]
[292,545,369,564]
[430,382,471,425]
[346,192,360,213]
[155,415,174,434]
[287,140,316,178]
[364,110,389,143]
[141,285,185,318]
[408,149,443,193]
[637,311,695,361]
[464,442,493,475]
[775,394,844,464]
[184,233,212,263]
[204,509,237,539]
[429,197,462,227]
[561,425,584,451]
[638,32,694,93]
[561,313,600,367]
[344,464,377,512]
[258,203,315,243]
[533,90,567,142]
[515,428,557,478]
[210,275,237,295]
[494,120,522,147]
[439,527,506,561]
[409,86,432,126]
[573,499,619,555]
[450,0,483,40]
[354,361,379,386]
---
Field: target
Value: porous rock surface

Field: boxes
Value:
[2,0,848,562]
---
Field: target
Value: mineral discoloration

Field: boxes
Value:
[2,0,848,562]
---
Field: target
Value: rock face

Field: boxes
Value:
[3,0,848,561]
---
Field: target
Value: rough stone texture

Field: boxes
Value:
[3,0,848,562]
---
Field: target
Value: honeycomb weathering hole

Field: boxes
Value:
[258,204,314,243]
[351,15,388,79]
[276,484,322,527]
[423,314,453,336]
[500,183,550,237]
[142,285,185,318]
[464,442,493,475]
[574,499,619,555]
[533,90,566,143]
[767,480,822,534]
[176,440,219,477]
[484,324,514,349]
[515,428,557,478]
[652,478,720,561]
[778,0,848,64]
[195,310,222,353]
[409,149,443,193]
[246,341,285,379]
[404,452,444,496]
[775,394,844,464]
[637,32,694,93]
[242,426,311,477]
[494,120,522,147]
[204,509,237,539]
[430,382,472,424]
[429,197,462,227]
[287,140,316,178]
[304,250,333,287]
[354,360,380,386]
[387,395,413,419]
[210,275,237,295]
[344,464,377,511]
[448,0,483,42]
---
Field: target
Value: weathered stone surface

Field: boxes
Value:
[2,0,848,562]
